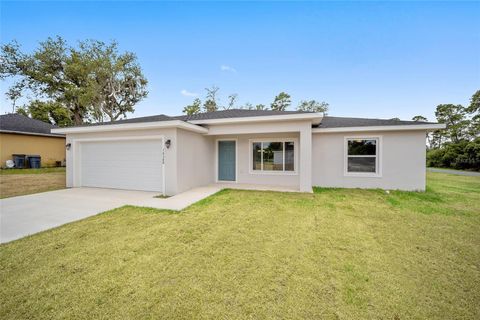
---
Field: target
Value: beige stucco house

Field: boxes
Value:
[52,109,445,195]
[0,114,65,168]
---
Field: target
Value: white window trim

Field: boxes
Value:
[248,138,298,175]
[343,136,382,178]
[215,139,238,183]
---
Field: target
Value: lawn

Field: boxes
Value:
[0,167,65,199]
[0,172,479,319]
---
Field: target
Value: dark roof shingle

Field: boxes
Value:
[0,114,63,136]
[317,116,436,129]
[75,114,174,127]
[174,109,313,121]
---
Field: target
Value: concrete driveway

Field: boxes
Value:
[0,186,222,244]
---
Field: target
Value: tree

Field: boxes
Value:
[427,138,480,170]
[466,90,480,138]
[0,37,96,124]
[435,104,469,144]
[412,115,433,146]
[255,104,267,110]
[86,40,148,122]
[203,86,219,112]
[0,37,147,125]
[183,98,202,115]
[17,100,73,127]
[241,102,254,110]
[297,100,329,114]
[426,92,480,171]
[5,83,22,113]
[467,90,480,114]
[270,92,291,111]
[390,117,401,121]
[225,93,238,110]
[412,115,428,122]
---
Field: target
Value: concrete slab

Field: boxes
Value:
[131,185,223,211]
[0,186,222,244]
[0,183,300,243]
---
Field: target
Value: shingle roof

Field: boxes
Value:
[0,113,63,136]
[75,114,174,127]
[50,109,439,131]
[174,109,313,121]
[317,116,436,129]
[51,109,318,131]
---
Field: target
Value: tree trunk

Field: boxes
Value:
[73,111,83,125]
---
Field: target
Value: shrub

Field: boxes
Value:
[427,138,480,171]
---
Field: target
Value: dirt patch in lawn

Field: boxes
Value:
[0,172,65,199]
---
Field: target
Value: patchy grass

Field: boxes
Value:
[0,172,479,319]
[0,168,65,198]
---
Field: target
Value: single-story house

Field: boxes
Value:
[0,114,66,168]
[52,109,445,195]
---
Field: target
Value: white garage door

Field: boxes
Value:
[79,139,164,192]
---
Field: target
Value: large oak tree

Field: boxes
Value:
[1,37,147,125]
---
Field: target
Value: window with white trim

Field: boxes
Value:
[252,140,295,172]
[345,138,379,174]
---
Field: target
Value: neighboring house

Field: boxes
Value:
[52,109,445,195]
[0,114,66,168]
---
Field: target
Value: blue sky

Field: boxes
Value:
[1,1,479,121]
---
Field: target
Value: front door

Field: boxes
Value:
[218,140,236,181]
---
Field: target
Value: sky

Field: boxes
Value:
[0,1,479,121]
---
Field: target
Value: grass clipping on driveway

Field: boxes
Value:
[1,172,479,319]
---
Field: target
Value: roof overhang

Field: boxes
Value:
[51,120,208,134]
[0,130,65,138]
[188,113,323,125]
[312,123,446,133]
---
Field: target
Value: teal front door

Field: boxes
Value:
[218,140,236,181]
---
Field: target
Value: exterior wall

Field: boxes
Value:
[61,120,429,194]
[208,120,313,191]
[206,120,312,136]
[65,128,178,195]
[312,130,427,191]
[214,132,301,188]
[0,133,65,168]
[176,129,215,193]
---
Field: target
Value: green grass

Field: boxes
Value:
[1,172,479,319]
[0,167,66,175]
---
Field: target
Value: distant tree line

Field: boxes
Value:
[1,36,148,126]
[182,86,329,115]
[414,90,480,171]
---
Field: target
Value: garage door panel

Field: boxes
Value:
[80,139,164,192]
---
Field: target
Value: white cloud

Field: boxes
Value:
[220,65,237,73]
[180,89,198,97]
